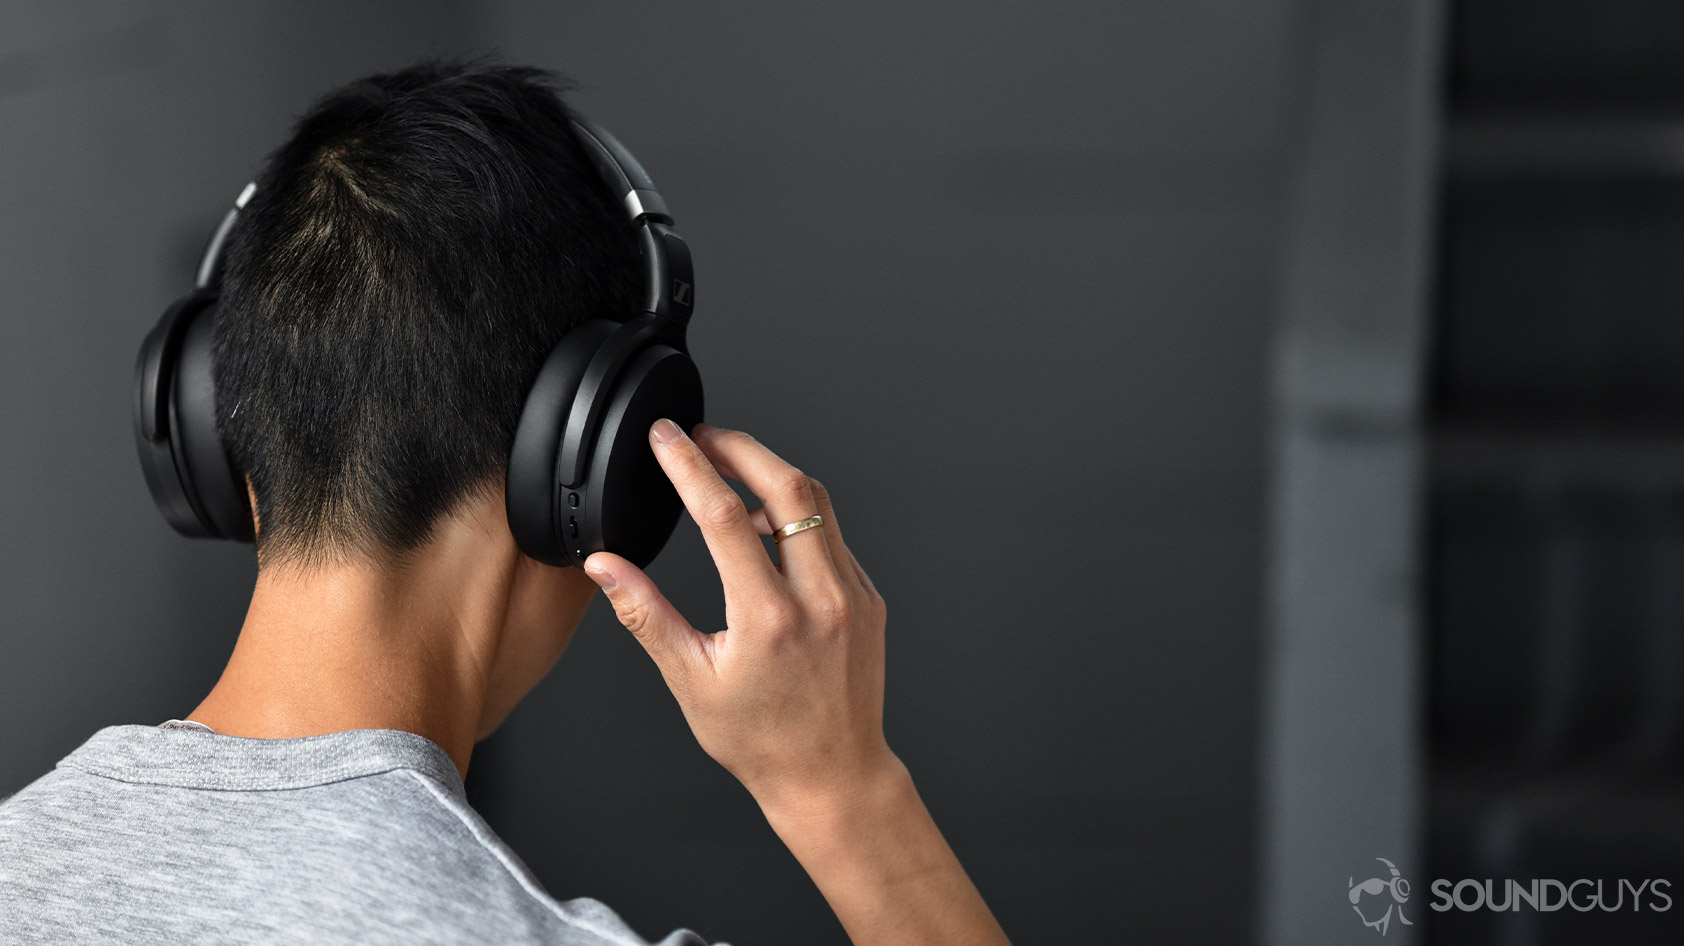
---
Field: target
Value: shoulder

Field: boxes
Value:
[1,746,724,946]
[0,766,89,839]
[370,768,723,946]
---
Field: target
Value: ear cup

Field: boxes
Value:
[573,343,703,569]
[170,304,253,540]
[505,317,703,569]
[507,319,618,565]
[133,293,252,540]
[135,293,216,536]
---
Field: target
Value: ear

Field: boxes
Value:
[244,475,261,539]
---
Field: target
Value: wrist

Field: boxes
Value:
[752,752,1010,946]
[754,749,917,852]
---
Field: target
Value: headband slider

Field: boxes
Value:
[625,188,671,224]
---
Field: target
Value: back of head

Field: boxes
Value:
[214,60,641,568]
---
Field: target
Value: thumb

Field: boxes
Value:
[583,552,707,676]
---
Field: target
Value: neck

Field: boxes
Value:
[188,508,519,779]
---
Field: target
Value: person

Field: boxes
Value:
[0,60,1009,946]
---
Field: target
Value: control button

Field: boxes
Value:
[568,516,579,538]
[568,492,580,508]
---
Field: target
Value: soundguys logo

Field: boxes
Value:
[1349,858,1413,935]
[1347,858,1672,935]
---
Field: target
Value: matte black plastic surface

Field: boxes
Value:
[639,222,694,324]
[170,307,253,541]
[136,291,212,443]
[555,319,669,490]
[569,344,703,569]
[134,292,217,536]
[505,319,617,565]
[567,113,670,222]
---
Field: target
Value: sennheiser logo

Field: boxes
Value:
[1349,858,1413,935]
[672,279,692,306]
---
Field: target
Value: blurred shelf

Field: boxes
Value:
[1430,763,1684,869]
[1433,760,1684,801]
[1446,115,1684,177]
[1430,424,1684,489]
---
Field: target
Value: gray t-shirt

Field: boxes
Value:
[0,724,723,945]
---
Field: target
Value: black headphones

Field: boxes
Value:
[133,111,704,570]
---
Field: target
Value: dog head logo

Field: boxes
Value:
[1349,858,1414,935]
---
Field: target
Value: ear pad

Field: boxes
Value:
[171,304,254,540]
[135,293,217,536]
[506,318,703,568]
[133,294,253,540]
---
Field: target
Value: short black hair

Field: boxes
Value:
[214,60,641,567]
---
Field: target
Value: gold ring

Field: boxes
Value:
[772,514,824,543]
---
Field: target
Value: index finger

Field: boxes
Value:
[690,425,849,595]
[649,418,783,597]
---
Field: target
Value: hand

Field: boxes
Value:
[582,419,897,813]
[584,418,1011,946]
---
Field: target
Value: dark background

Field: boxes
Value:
[19,2,1684,945]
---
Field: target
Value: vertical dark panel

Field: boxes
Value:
[1429,1,1684,942]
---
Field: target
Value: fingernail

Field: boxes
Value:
[651,418,682,444]
[584,564,617,592]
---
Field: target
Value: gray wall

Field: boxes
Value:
[0,3,1301,942]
